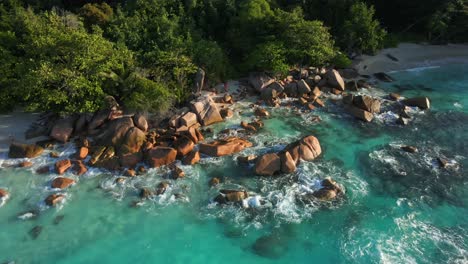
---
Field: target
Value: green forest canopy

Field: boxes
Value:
[0,0,466,114]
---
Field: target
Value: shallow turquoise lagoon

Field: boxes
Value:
[0,63,467,263]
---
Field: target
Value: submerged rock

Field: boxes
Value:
[199,137,252,157]
[311,178,343,201]
[402,97,431,109]
[156,182,170,195]
[45,194,65,206]
[139,188,153,199]
[0,189,9,200]
[252,234,288,259]
[209,177,220,187]
[215,189,248,204]
[171,166,185,179]
[29,225,43,240]
[8,143,44,159]
[401,145,418,153]
[373,72,394,82]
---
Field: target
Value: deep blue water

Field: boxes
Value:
[0,63,467,263]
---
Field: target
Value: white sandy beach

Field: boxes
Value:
[0,112,46,152]
[354,43,468,75]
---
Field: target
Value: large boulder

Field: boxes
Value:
[346,105,374,122]
[268,82,284,93]
[284,82,298,97]
[297,80,312,95]
[325,69,345,91]
[284,135,322,163]
[175,136,195,156]
[132,114,148,132]
[402,97,430,109]
[183,127,204,144]
[191,96,223,126]
[55,159,72,175]
[119,152,143,168]
[179,112,198,127]
[95,117,134,147]
[353,95,381,113]
[146,147,177,168]
[254,153,281,176]
[261,86,277,102]
[118,127,146,155]
[50,117,76,143]
[8,143,44,158]
[51,177,75,189]
[249,72,276,92]
[280,151,296,173]
[199,137,252,157]
[87,109,111,133]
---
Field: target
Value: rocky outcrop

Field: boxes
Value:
[118,127,146,155]
[209,177,220,187]
[284,135,322,163]
[249,72,275,92]
[199,137,253,157]
[73,160,88,176]
[146,147,177,168]
[50,117,76,143]
[325,69,345,91]
[171,166,185,179]
[55,159,72,175]
[51,177,75,189]
[45,194,65,206]
[353,95,381,113]
[402,97,430,109]
[345,105,374,122]
[191,96,223,126]
[8,143,44,159]
[95,117,134,148]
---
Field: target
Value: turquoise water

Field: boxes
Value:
[1,64,468,263]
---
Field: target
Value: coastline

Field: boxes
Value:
[0,111,46,153]
[354,42,468,75]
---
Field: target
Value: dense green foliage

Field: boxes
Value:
[0,0,466,113]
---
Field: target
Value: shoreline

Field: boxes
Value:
[354,42,468,75]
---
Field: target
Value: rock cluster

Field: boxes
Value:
[255,135,322,176]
